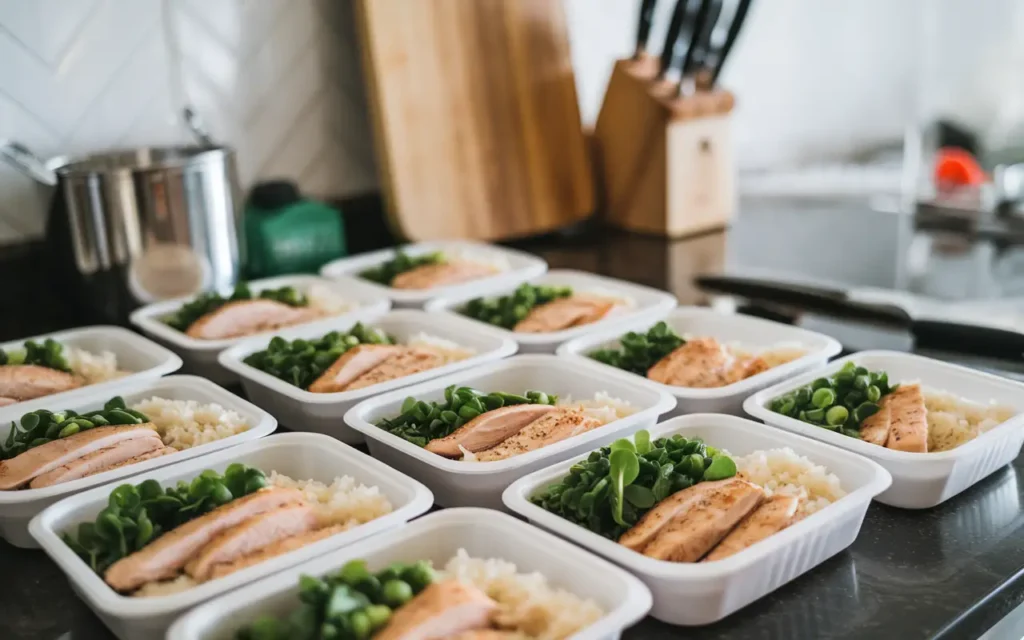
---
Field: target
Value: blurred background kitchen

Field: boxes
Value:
[2,0,1024,347]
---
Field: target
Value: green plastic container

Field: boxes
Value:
[243,181,346,278]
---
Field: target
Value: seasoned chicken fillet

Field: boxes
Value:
[0,364,83,402]
[884,384,928,453]
[513,296,615,333]
[207,525,346,580]
[391,262,496,290]
[474,408,602,461]
[28,435,166,489]
[647,338,736,388]
[424,404,558,458]
[307,344,402,393]
[703,494,799,561]
[859,403,891,447]
[185,299,318,340]
[344,347,446,391]
[375,580,497,640]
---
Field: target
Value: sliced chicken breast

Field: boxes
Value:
[375,580,497,640]
[449,632,524,640]
[724,356,770,384]
[185,503,319,581]
[703,494,800,561]
[473,408,602,462]
[185,299,318,340]
[391,261,496,290]
[424,404,559,458]
[308,344,402,393]
[0,425,160,490]
[647,338,735,388]
[343,347,446,391]
[0,396,19,407]
[884,383,928,453]
[513,296,615,333]
[104,488,306,592]
[83,446,176,475]
[619,478,744,551]
[28,435,166,489]
[639,479,764,562]
[207,525,346,580]
[859,403,892,447]
[0,364,83,401]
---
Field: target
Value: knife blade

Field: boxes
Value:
[703,0,753,87]
[657,0,692,79]
[676,0,724,95]
[634,0,659,58]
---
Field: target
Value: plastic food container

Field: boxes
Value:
[0,374,275,548]
[219,309,518,444]
[503,414,891,625]
[744,350,1024,509]
[423,269,678,354]
[168,508,652,640]
[319,240,548,308]
[344,354,676,509]
[0,326,182,423]
[556,306,842,416]
[29,432,434,640]
[129,274,392,383]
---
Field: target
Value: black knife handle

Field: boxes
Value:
[677,0,721,80]
[658,0,689,77]
[688,0,723,74]
[635,0,659,57]
[707,0,753,85]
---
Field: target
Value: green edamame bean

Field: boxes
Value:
[350,611,372,639]
[381,579,414,607]
[364,604,392,630]
[825,405,849,426]
[811,388,835,409]
[804,408,825,422]
[866,385,881,402]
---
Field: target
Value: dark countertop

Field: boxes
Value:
[3,197,1024,640]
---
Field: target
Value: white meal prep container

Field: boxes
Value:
[423,269,679,353]
[129,274,392,383]
[0,326,182,423]
[168,508,652,640]
[744,350,1024,509]
[503,413,892,626]
[556,306,843,416]
[29,432,434,640]
[218,309,519,443]
[319,240,548,308]
[344,354,676,509]
[0,374,275,548]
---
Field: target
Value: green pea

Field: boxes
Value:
[854,402,880,424]
[853,375,870,390]
[825,405,849,426]
[866,385,881,402]
[810,378,832,391]
[795,387,812,406]
[339,560,371,585]
[811,388,835,409]
[58,423,80,438]
[401,561,434,592]
[381,579,413,607]
[804,408,825,422]
[776,398,795,416]
[364,604,391,630]
[349,611,372,639]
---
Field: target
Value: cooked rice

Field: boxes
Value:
[735,447,845,518]
[439,549,604,640]
[406,332,477,363]
[924,389,1016,452]
[306,283,359,316]
[446,247,511,273]
[130,397,250,450]
[578,287,637,310]
[66,347,126,384]
[268,471,393,528]
[557,391,636,426]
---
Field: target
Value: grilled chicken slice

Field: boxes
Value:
[391,261,496,290]
[703,494,800,561]
[449,632,525,640]
[207,524,346,580]
[28,435,166,489]
[638,479,764,562]
[344,347,446,391]
[308,344,402,393]
[83,446,176,474]
[647,338,736,388]
[375,580,497,640]
[424,404,559,458]
[0,364,83,402]
[103,488,306,592]
[618,481,716,552]
[0,425,160,490]
[859,403,892,447]
[185,503,319,581]
[185,299,318,340]
[0,396,20,407]
[884,384,928,453]
[473,408,602,462]
[724,356,770,384]
[513,296,615,333]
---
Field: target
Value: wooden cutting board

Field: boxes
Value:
[356,0,594,241]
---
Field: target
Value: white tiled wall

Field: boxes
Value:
[0,0,376,244]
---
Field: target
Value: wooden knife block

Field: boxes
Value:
[594,57,737,238]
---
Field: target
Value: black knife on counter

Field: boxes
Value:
[634,0,659,58]
[702,0,754,87]
[655,0,692,82]
[676,0,724,96]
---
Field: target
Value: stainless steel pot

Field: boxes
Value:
[0,127,242,319]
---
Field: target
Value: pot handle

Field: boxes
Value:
[0,140,58,186]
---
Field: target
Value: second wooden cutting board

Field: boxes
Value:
[356,0,594,241]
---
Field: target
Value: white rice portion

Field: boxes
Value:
[557,391,636,426]
[439,549,604,640]
[446,247,511,273]
[924,389,1016,452]
[735,447,845,518]
[66,347,127,384]
[268,471,393,528]
[577,286,637,310]
[306,283,359,316]
[130,397,250,450]
[405,332,477,363]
